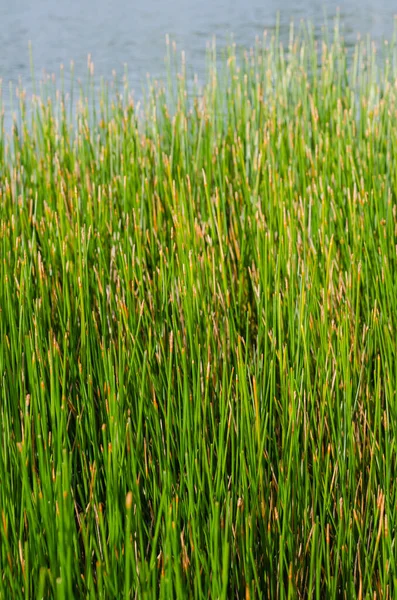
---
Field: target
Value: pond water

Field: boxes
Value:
[0,0,397,111]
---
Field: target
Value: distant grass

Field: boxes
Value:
[1,20,397,599]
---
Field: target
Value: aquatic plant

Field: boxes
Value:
[1,20,397,599]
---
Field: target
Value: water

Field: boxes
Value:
[1,0,397,112]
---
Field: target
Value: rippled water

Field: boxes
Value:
[1,0,397,111]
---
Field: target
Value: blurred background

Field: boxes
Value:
[0,0,396,112]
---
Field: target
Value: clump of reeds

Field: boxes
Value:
[1,19,397,599]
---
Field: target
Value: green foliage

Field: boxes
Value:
[1,21,397,599]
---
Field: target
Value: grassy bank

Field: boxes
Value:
[1,22,397,598]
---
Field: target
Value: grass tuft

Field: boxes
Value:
[1,20,397,599]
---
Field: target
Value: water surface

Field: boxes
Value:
[0,0,396,111]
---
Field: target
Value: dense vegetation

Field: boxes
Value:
[1,22,397,599]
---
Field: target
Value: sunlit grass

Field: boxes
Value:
[1,20,397,599]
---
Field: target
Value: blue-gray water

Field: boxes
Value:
[1,0,397,112]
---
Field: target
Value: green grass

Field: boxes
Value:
[1,20,397,599]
